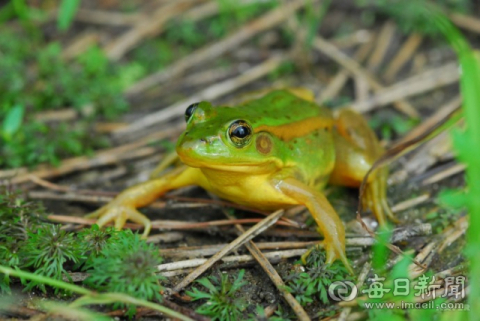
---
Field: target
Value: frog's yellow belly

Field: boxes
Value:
[199,168,298,211]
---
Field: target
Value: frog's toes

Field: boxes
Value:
[301,243,324,264]
[325,242,353,274]
[85,206,106,219]
[123,207,152,238]
[85,205,152,239]
[381,199,398,223]
[301,248,313,265]
[94,207,122,228]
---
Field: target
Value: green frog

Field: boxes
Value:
[88,89,394,272]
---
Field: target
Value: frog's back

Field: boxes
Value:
[240,90,332,127]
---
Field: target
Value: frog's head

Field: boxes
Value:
[176,101,282,173]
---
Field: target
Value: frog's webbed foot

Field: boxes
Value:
[362,167,398,226]
[86,200,151,238]
[277,178,353,274]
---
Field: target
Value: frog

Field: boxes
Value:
[87,89,394,273]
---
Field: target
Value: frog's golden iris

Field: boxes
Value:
[87,89,394,273]
[228,120,252,147]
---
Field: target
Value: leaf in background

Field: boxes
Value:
[372,224,392,272]
[2,104,24,140]
[57,0,80,31]
[438,188,468,209]
[12,0,29,21]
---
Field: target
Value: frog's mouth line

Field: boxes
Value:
[176,151,281,173]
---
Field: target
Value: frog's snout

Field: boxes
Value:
[180,135,211,147]
[177,134,219,153]
[176,133,224,166]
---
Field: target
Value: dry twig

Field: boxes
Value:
[115,55,287,136]
[171,210,285,293]
[313,36,419,117]
[124,0,307,96]
[348,62,459,113]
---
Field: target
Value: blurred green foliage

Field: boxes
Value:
[0,0,44,25]
[368,111,419,141]
[356,0,471,35]
[131,1,277,73]
[57,0,80,31]
[0,31,134,169]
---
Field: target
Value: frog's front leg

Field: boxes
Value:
[87,166,204,237]
[329,109,395,225]
[276,177,352,273]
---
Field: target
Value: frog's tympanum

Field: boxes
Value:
[88,90,394,272]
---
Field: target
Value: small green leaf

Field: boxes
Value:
[197,277,218,294]
[57,0,80,31]
[438,188,468,209]
[372,224,393,272]
[2,104,24,140]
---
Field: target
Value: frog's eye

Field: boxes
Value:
[185,103,199,122]
[228,120,252,147]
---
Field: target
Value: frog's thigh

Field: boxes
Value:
[334,109,382,156]
[330,109,394,225]
[277,178,352,272]
[330,109,380,182]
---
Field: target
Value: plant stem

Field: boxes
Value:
[0,265,194,321]
[0,265,91,295]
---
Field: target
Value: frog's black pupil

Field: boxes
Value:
[232,126,249,138]
[185,103,198,122]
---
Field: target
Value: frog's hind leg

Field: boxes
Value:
[329,109,395,225]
